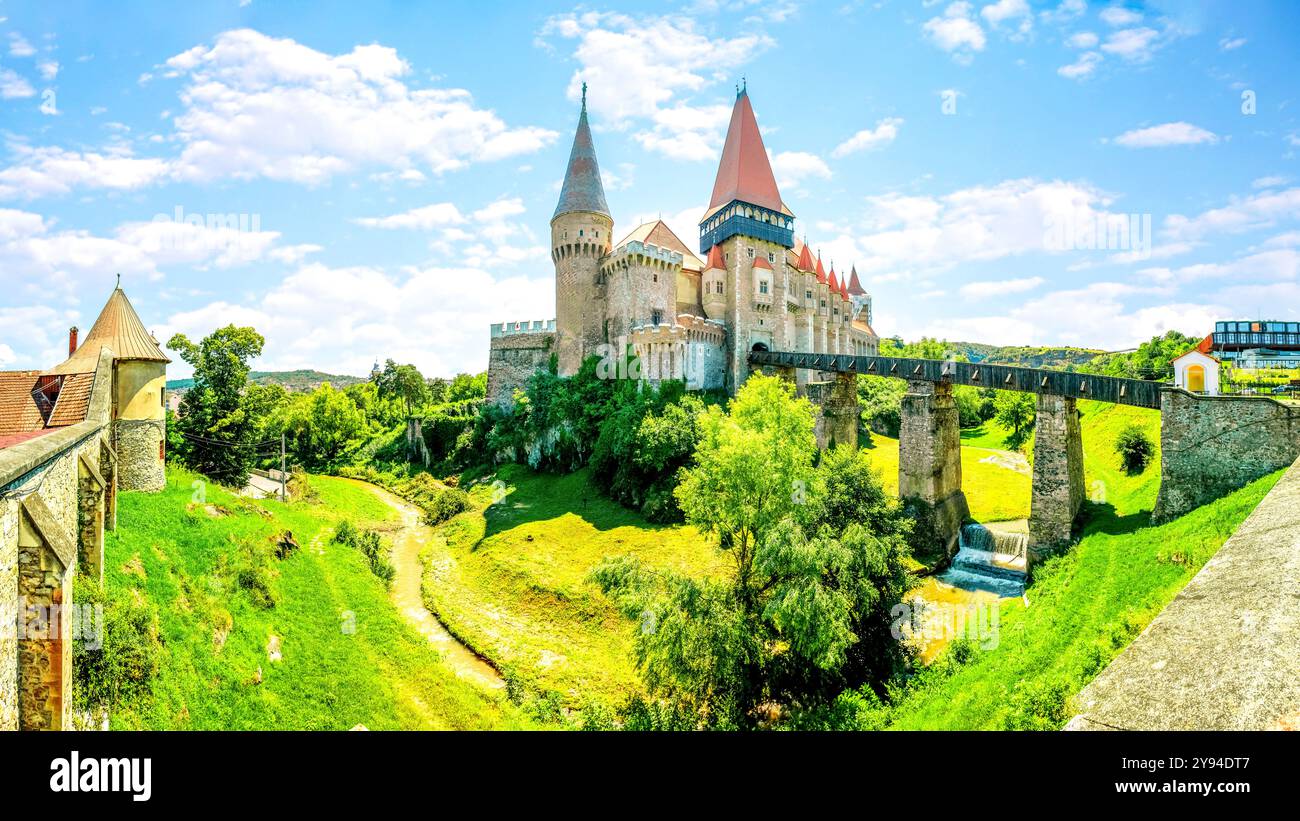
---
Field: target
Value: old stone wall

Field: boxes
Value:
[486,331,557,408]
[806,373,859,450]
[1028,394,1084,563]
[898,380,969,555]
[115,418,164,492]
[1154,388,1300,522]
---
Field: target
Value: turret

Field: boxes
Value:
[702,244,727,320]
[551,83,613,376]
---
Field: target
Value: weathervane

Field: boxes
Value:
[581,81,587,110]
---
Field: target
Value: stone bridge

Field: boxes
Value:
[749,350,1300,565]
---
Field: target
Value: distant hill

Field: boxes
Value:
[952,343,1104,370]
[167,369,367,392]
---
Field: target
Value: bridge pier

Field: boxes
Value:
[806,372,858,450]
[1028,394,1084,564]
[899,380,969,556]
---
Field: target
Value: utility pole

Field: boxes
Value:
[280,432,287,502]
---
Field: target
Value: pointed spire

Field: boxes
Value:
[707,87,784,215]
[847,265,867,296]
[53,286,170,373]
[815,251,827,284]
[553,86,610,221]
[828,267,840,294]
[705,244,726,270]
[796,241,815,272]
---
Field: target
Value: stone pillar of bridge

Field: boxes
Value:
[899,380,969,556]
[1028,394,1085,564]
[809,372,858,450]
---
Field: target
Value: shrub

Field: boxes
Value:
[1114,422,1155,475]
[72,574,163,714]
[334,521,395,587]
[424,487,472,527]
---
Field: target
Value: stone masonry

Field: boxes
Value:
[806,373,859,450]
[898,380,969,555]
[1153,387,1300,522]
[1028,394,1085,563]
[487,331,556,408]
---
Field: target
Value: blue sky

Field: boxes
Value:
[0,0,1298,379]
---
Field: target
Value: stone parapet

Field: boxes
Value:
[486,331,557,408]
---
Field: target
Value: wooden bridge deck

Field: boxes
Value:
[747,350,1162,409]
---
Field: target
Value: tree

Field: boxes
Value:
[167,326,268,486]
[277,383,367,469]
[597,377,914,727]
[375,360,430,419]
[446,372,487,404]
[1114,422,1155,475]
[994,391,1036,446]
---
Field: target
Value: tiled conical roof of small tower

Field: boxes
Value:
[707,88,786,216]
[796,241,815,272]
[54,285,170,374]
[705,244,726,270]
[815,252,828,284]
[847,265,867,296]
[553,87,610,220]
[828,268,840,294]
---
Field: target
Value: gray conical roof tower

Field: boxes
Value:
[553,84,610,221]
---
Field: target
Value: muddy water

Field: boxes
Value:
[345,480,506,692]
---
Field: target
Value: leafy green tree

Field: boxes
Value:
[1114,422,1155,475]
[277,383,367,469]
[1084,330,1199,381]
[446,372,488,404]
[994,391,1036,446]
[376,360,430,419]
[597,377,913,727]
[167,326,268,486]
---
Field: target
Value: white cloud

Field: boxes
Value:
[980,0,1032,38]
[356,196,546,270]
[1099,6,1143,27]
[158,263,554,378]
[1100,27,1159,61]
[1252,176,1290,190]
[0,69,35,99]
[958,276,1045,298]
[771,151,831,190]
[268,243,323,265]
[1113,122,1218,148]
[8,32,36,58]
[1039,0,1086,25]
[1057,51,1101,79]
[162,29,556,185]
[0,144,171,199]
[923,2,987,54]
[541,12,771,162]
[1219,36,1247,51]
[354,203,466,230]
[1065,31,1098,48]
[36,60,59,81]
[831,117,903,158]
[1163,187,1300,243]
[1139,249,1300,285]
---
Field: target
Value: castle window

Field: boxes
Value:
[806,290,813,300]
[820,299,826,308]
[579,229,584,237]
[747,248,754,258]
[652,309,663,325]
[759,280,769,295]
[716,281,724,294]
[653,273,658,282]
[768,252,775,263]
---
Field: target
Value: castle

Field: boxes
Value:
[487,84,879,405]
[1,284,167,730]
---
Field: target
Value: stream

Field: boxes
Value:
[344,479,506,692]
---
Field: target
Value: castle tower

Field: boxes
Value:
[847,265,872,326]
[552,84,613,376]
[54,285,170,491]
[699,84,796,390]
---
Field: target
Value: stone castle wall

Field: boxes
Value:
[805,374,859,450]
[115,418,165,492]
[1154,388,1300,522]
[486,331,557,408]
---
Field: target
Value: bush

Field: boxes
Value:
[333,521,395,586]
[1114,422,1155,474]
[424,487,472,526]
[73,575,163,714]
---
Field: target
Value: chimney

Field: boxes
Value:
[69,326,79,356]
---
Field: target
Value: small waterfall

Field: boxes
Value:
[941,523,1029,596]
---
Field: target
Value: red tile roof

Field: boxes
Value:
[0,371,44,435]
[796,241,815,273]
[708,90,786,215]
[1172,334,1218,363]
[0,429,59,450]
[828,269,840,293]
[704,244,725,270]
[753,256,772,270]
[815,253,827,284]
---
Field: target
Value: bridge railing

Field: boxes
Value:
[747,350,1162,409]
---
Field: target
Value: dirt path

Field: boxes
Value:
[346,479,506,693]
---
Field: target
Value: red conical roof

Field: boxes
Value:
[815,252,827,284]
[753,256,772,270]
[796,241,815,272]
[704,244,725,270]
[708,90,785,215]
[828,268,840,293]
[847,265,867,296]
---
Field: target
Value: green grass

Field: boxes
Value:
[879,469,1282,729]
[100,467,531,730]
[422,464,726,707]
[862,432,1032,522]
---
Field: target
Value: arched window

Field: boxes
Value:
[1186,364,1206,393]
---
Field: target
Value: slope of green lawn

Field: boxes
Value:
[862,432,1032,522]
[422,464,726,708]
[878,469,1281,729]
[99,467,531,730]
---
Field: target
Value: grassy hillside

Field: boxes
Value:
[860,432,1032,522]
[954,342,1106,369]
[99,468,530,730]
[878,469,1282,729]
[422,464,726,707]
